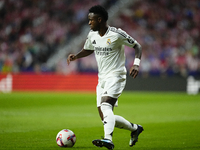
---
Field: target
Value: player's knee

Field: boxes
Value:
[101,96,117,107]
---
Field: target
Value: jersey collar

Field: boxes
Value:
[104,26,110,36]
[98,26,110,37]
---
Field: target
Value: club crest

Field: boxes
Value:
[107,39,111,45]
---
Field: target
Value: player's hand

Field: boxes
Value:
[129,65,139,78]
[67,54,77,65]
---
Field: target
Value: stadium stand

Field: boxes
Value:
[0,0,199,77]
[0,0,115,73]
[116,0,200,77]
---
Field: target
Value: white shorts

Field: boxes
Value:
[96,75,126,107]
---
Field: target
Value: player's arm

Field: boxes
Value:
[67,49,94,65]
[129,42,142,78]
[116,28,142,78]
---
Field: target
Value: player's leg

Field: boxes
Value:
[93,96,116,150]
[101,96,117,141]
[97,107,143,147]
[114,115,143,146]
[115,115,138,131]
[96,79,143,147]
[96,83,104,121]
[94,82,115,149]
[98,108,139,133]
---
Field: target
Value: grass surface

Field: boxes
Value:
[0,92,200,150]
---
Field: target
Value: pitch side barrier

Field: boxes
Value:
[0,74,199,94]
[125,75,200,95]
[0,73,97,93]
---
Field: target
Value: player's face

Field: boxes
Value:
[88,13,101,31]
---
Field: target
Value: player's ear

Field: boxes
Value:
[98,17,102,23]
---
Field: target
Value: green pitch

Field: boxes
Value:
[0,92,200,150]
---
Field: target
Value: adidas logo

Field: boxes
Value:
[92,40,96,44]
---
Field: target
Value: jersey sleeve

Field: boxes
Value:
[117,28,138,48]
[83,31,94,50]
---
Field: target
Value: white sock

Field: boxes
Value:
[101,103,115,141]
[115,115,138,131]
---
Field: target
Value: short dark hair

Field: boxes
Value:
[89,5,108,21]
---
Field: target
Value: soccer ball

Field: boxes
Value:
[56,129,76,147]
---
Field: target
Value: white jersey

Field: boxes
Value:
[84,26,138,80]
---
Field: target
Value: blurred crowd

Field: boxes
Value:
[116,0,200,77]
[0,0,200,77]
[0,0,116,73]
